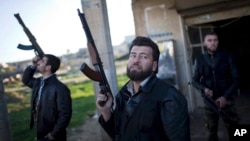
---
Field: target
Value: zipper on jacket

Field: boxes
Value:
[211,55,218,94]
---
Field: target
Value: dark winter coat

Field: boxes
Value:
[99,74,190,141]
[22,66,72,140]
[192,50,239,100]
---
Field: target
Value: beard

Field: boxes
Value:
[127,65,153,81]
[207,47,216,53]
[206,44,218,54]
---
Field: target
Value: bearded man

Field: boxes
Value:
[96,36,190,141]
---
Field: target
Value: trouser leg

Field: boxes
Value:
[205,107,219,141]
[222,104,240,140]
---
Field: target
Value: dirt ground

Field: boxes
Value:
[67,115,104,141]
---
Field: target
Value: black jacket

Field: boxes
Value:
[99,74,190,141]
[22,66,72,140]
[192,50,239,100]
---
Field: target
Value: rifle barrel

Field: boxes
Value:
[77,9,114,106]
[14,13,45,58]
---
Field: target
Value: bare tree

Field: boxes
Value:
[0,72,13,141]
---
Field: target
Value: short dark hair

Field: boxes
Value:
[203,31,218,40]
[129,36,160,73]
[44,54,60,73]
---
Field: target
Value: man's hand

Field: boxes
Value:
[215,96,227,108]
[45,132,55,140]
[96,91,113,121]
[32,56,40,67]
[204,88,213,97]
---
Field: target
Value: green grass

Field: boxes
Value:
[67,80,96,128]
[7,90,36,141]
[5,74,129,141]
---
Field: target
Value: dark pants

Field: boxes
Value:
[37,134,66,141]
[204,103,240,141]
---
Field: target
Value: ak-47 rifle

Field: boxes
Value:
[201,92,236,125]
[14,13,44,58]
[77,9,113,106]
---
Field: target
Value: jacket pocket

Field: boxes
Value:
[139,106,157,132]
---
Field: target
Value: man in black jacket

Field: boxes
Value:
[22,54,72,141]
[192,32,240,141]
[96,36,190,141]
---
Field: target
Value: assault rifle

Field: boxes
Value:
[14,13,44,58]
[201,92,235,124]
[77,9,113,106]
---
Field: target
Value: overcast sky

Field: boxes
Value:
[0,0,135,63]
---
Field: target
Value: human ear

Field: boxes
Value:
[152,61,157,72]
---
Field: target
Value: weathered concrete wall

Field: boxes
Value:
[184,5,250,25]
[81,0,118,95]
[132,0,195,111]
[81,0,118,141]
[0,73,13,141]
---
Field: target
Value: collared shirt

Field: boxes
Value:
[126,75,151,96]
[125,75,152,117]
[34,74,54,123]
[37,74,53,102]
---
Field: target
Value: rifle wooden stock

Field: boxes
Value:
[77,9,113,106]
[80,63,102,82]
[14,13,44,58]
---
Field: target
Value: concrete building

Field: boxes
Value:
[131,0,250,112]
[80,0,250,112]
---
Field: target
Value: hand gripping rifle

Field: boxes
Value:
[14,13,44,58]
[77,9,113,107]
[201,93,236,125]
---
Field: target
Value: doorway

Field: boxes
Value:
[187,15,250,91]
